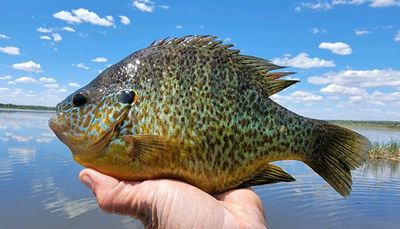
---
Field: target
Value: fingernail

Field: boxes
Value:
[81,175,93,189]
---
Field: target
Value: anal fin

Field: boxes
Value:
[238,164,295,188]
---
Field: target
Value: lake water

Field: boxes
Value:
[0,111,399,229]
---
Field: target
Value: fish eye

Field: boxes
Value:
[119,91,137,104]
[72,93,88,107]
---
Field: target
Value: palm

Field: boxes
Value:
[80,169,267,228]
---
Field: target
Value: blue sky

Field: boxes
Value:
[0,0,399,120]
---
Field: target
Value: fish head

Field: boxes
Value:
[49,84,137,161]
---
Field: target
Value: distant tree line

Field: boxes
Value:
[0,103,55,111]
[328,120,400,129]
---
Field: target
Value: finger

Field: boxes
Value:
[215,188,260,205]
[79,168,154,221]
[79,168,120,197]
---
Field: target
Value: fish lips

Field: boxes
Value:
[48,117,73,149]
[48,106,130,157]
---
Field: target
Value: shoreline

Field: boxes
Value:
[0,108,55,113]
[328,120,400,130]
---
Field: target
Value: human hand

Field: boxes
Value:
[79,168,267,228]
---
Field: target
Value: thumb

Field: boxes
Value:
[79,168,155,223]
[79,168,120,200]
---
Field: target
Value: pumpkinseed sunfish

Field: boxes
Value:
[49,35,371,196]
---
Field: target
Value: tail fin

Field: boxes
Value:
[306,122,371,197]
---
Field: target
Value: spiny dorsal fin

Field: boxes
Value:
[149,35,240,54]
[150,36,290,76]
[266,72,296,80]
[260,79,299,96]
[150,35,299,95]
[237,55,286,74]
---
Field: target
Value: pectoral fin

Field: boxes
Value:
[124,135,179,164]
[238,164,295,188]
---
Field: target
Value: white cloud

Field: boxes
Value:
[310,27,327,34]
[62,26,75,32]
[52,33,62,43]
[175,25,182,29]
[0,33,10,39]
[318,42,352,55]
[369,0,400,7]
[119,15,131,25]
[40,35,52,40]
[308,69,400,88]
[53,10,81,23]
[0,46,20,55]
[0,87,9,92]
[395,31,400,42]
[271,90,323,104]
[332,0,366,5]
[76,63,89,70]
[53,8,114,27]
[0,88,66,106]
[0,75,12,80]
[73,8,114,27]
[159,5,170,9]
[371,91,400,103]
[133,0,155,13]
[295,1,333,11]
[78,33,88,38]
[37,27,52,33]
[39,77,56,83]
[91,57,107,63]
[15,76,37,84]
[297,0,399,11]
[354,29,371,35]
[106,15,114,23]
[224,38,232,42]
[12,61,42,72]
[68,82,81,87]
[273,53,335,69]
[320,84,367,96]
[43,83,60,89]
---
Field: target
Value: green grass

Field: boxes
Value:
[369,139,400,161]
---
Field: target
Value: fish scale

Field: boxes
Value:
[49,35,371,196]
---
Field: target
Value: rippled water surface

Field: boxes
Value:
[0,110,399,229]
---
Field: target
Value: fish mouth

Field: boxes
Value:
[48,117,67,142]
[48,108,130,159]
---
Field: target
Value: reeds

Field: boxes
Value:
[369,139,400,161]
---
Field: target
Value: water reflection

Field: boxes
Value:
[259,160,400,229]
[0,110,141,229]
[8,147,36,164]
[363,160,400,179]
[0,110,399,229]
[31,176,98,219]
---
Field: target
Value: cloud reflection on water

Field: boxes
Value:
[31,176,98,219]
[8,146,36,164]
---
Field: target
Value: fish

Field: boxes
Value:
[49,35,371,197]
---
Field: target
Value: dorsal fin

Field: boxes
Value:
[260,79,300,96]
[266,72,296,80]
[237,55,285,74]
[149,35,240,54]
[149,35,299,95]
